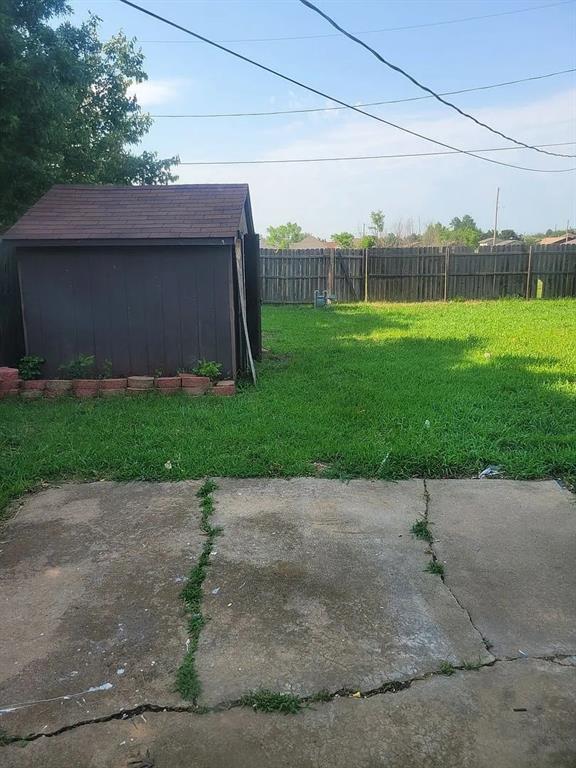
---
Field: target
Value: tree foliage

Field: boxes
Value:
[359,234,377,248]
[369,210,385,241]
[266,222,306,248]
[331,231,355,248]
[0,0,178,228]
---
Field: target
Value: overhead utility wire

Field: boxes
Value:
[298,0,576,159]
[151,68,576,118]
[117,0,575,174]
[138,0,575,43]
[177,142,576,166]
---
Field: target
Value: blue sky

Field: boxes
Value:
[70,0,576,236]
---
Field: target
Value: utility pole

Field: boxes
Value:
[492,187,500,246]
[566,219,570,243]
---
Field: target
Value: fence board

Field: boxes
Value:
[260,245,576,304]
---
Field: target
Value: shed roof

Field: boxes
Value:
[4,184,251,241]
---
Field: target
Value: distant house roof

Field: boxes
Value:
[4,184,252,241]
[285,235,335,249]
[539,235,576,245]
[478,238,522,247]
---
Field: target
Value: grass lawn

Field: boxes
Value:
[1,299,575,519]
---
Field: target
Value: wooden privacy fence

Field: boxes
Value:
[260,245,576,304]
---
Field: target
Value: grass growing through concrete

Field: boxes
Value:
[240,690,303,714]
[176,479,220,701]
[425,560,445,576]
[438,661,456,676]
[411,518,433,543]
[1,300,575,521]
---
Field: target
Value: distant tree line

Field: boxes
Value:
[267,211,573,250]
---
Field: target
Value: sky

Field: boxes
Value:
[68,0,576,237]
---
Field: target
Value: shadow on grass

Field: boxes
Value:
[0,304,574,518]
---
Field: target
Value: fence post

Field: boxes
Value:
[443,247,450,301]
[364,248,369,302]
[525,245,533,299]
[328,249,335,295]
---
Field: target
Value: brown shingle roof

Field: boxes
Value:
[4,184,250,240]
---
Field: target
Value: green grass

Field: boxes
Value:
[175,479,220,700]
[425,559,445,576]
[438,660,456,676]
[240,689,303,714]
[1,300,575,520]
[411,518,433,543]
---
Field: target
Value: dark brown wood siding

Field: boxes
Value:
[0,240,25,365]
[17,244,236,377]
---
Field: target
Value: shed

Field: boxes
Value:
[3,184,261,379]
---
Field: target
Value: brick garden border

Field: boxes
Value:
[0,368,236,400]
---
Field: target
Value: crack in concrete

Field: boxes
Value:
[4,654,574,746]
[422,478,495,657]
[3,479,574,748]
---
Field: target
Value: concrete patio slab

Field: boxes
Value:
[3,659,575,768]
[427,480,576,658]
[196,478,491,706]
[0,481,203,736]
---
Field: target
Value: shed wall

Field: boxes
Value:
[18,244,236,377]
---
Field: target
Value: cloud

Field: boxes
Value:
[175,89,576,236]
[128,79,189,107]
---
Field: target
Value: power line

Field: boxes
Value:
[151,68,576,118]
[137,0,575,43]
[176,142,576,166]
[117,0,576,174]
[298,0,576,159]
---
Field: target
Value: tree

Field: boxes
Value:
[359,234,377,248]
[422,222,450,246]
[448,214,482,248]
[0,1,178,229]
[499,229,520,241]
[369,210,385,242]
[331,231,355,248]
[450,214,478,232]
[266,222,306,248]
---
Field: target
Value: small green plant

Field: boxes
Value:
[153,368,163,378]
[175,479,220,700]
[58,355,95,379]
[100,359,113,379]
[240,689,303,714]
[425,559,445,576]
[193,359,222,381]
[438,660,455,676]
[411,518,433,543]
[17,355,45,381]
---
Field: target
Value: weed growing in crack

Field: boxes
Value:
[438,660,456,676]
[0,729,22,747]
[176,479,220,701]
[410,518,433,543]
[425,559,445,576]
[240,690,303,714]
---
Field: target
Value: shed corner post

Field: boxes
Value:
[234,236,257,384]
